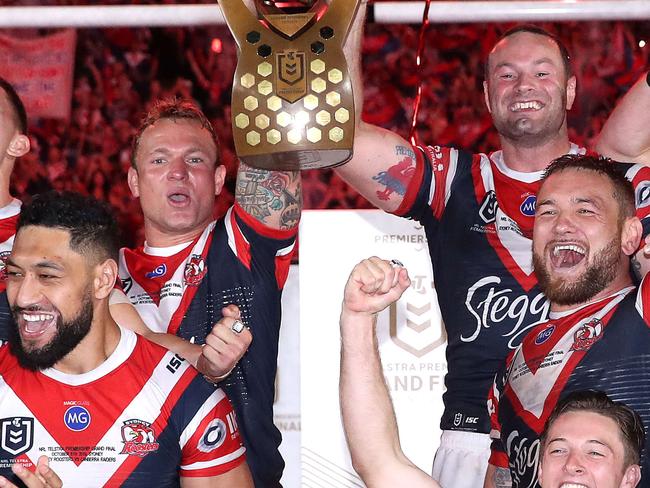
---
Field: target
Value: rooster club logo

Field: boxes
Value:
[184,255,207,286]
[120,420,160,457]
[145,264,167,279]
[570,319,603,351]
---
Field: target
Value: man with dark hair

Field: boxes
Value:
[0,77,30,295]
[538,389,645,487]
[486,154,650,487]
[338,252,647,488]
[0,191,252,487]
[334,5,650,485]
[119,98,301,487]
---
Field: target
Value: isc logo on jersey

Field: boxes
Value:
[64,406,91,432]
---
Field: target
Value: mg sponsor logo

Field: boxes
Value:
[463,276,550,349]
[519,195,536,216]
[64,406,91,432]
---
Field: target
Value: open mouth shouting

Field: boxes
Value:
[16,309,58,340]
[550,243,587,270]
[167,189,191,206]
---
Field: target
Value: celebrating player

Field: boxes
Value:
[336,3,650,485]
[0,191,252,486]
[119,99,300,486]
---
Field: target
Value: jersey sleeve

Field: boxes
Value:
[487,359,510,468]
[179,387,247,478]
[227,204,297,290]
[393,145,461,223]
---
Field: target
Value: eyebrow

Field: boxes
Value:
[148,146,210,155]
[547,437,613,450]
[493,58,559,72]
[6,258,64,272]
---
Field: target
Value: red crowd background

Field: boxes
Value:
[4,1,649,248]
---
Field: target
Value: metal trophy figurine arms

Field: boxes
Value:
[220,0,361,170]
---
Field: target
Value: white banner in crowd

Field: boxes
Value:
[299,210,447,486]
[0,29,76,119]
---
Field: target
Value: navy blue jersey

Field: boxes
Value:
[391,144,650,434]
[119,204,296,488]
[0,328,246,487]
[489,281,650,488]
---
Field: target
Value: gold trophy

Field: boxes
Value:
[220,0,361,170]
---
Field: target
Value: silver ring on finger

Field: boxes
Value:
[231,320,245,334]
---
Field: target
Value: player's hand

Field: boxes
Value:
[0,456,63,487]
[342,257,410,316]
[196,305,252,381]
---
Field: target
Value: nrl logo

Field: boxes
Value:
[276,50,307,103]
[479,190,498,224]
[0,417,33,457]
[388,281,446,358]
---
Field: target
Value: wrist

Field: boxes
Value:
[202,368,234,385]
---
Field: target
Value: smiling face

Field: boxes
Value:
[128,118,226,246]
[5,226,94,370]
[539,411,641,488]
[532,168,638,309]
[484,31,576,148]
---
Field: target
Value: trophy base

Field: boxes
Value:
[241,149,352,170]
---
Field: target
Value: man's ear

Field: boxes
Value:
[622,217,642,256]
[483,81,492,113]
[621,463,641,488]
[7,134,30,158]
[94,259,118,300]
[214,164,226,195]
[127,167,140,198]
[566,75,577,111]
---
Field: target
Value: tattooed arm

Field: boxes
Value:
[235,163,302,231]
[484,464,512,488]
[333,0,418,214]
